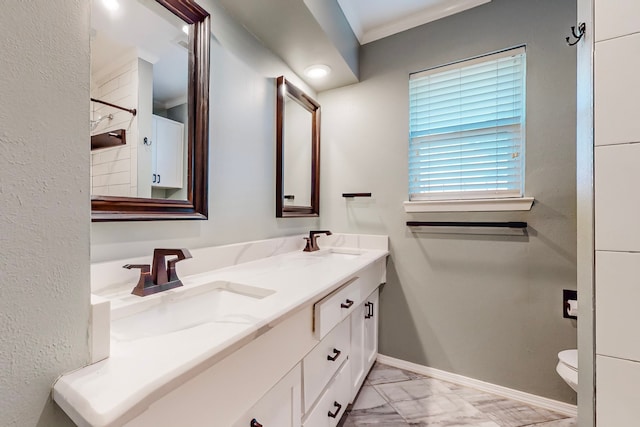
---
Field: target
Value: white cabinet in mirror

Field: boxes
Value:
[90,0,188,200]
[284,96,313,207]
[151,114,185,199]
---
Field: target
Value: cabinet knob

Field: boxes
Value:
[328,401,343,418]
[250,418,263,427]
[327,348,341,361]
[340,299,354,309]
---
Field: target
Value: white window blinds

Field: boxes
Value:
[409,47,526,201]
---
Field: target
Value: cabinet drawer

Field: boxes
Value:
[314,277,361,340]
[303,359,351,427]
[303,317,350,411]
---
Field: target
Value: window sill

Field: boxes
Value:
[403,197,534,213]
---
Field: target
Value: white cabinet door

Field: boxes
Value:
[233,364,302,427]
[152,115,184,189]
[349,288,379,402]
[363,289,379,370]
[350,302,365,401]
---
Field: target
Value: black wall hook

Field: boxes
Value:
[566,23,586,46]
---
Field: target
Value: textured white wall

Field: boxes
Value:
[0,1,91,426]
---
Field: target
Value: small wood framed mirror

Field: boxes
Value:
[276,76,320,218]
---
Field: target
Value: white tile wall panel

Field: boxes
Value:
[93,146,130,165]
[595,33,640,146]
[93,186,108,196]
[92,159,130,176]
[595,144,640,252]
[108,184,131,196]
[597,355,640,426]
[93,171,130,187]
[596,251,640,360]
[595,0,640,42]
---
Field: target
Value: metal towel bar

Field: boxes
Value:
[342,193,372,198]
[406,221,527,228]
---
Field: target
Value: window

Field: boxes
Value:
[408,47,526,202]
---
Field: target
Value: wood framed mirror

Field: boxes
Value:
[276,76,320,218]
[90,0,210,221]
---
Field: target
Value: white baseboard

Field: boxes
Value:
[376,354,577,418]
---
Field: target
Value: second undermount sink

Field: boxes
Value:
[111,281,275,341]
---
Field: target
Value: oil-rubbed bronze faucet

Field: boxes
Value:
[303,230,332,252]
[124,248,192,296]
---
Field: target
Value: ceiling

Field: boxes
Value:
[216,0,492,92]
[337,0,491,45]
[91,0,493,96]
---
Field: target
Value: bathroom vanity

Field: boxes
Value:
[53,234,388,427]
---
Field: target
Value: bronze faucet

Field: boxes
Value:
[303,230,332,252]
[124,248,192,296]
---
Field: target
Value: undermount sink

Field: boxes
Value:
[111,281,275,341]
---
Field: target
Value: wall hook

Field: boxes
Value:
[566,23,586,46]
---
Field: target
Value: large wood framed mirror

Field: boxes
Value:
[90,0,210,221]
[276,76,320,218]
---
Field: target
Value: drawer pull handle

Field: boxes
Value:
[341,299,354,309]
[327,348,342,361]
[328,401,343,418]
[365,301,374,319]
[250,419,263,427]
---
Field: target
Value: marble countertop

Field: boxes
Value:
[53,235,388,427]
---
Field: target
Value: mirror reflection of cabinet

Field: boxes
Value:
[151,115,184,190]
[276,76,320,218]
[283,98,312,207]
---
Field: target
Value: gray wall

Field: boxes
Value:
[91,0,319,262]
[0,1,91,426]
[319,0,578,403]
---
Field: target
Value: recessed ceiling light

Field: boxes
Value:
[102,0,120,11]
[304,64,331,79]
[182,25,189,35]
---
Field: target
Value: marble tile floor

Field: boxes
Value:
[339,363,576,427]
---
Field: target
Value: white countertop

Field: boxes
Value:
[53,238,388,427]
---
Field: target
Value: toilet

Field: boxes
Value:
[556,349,578,392]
